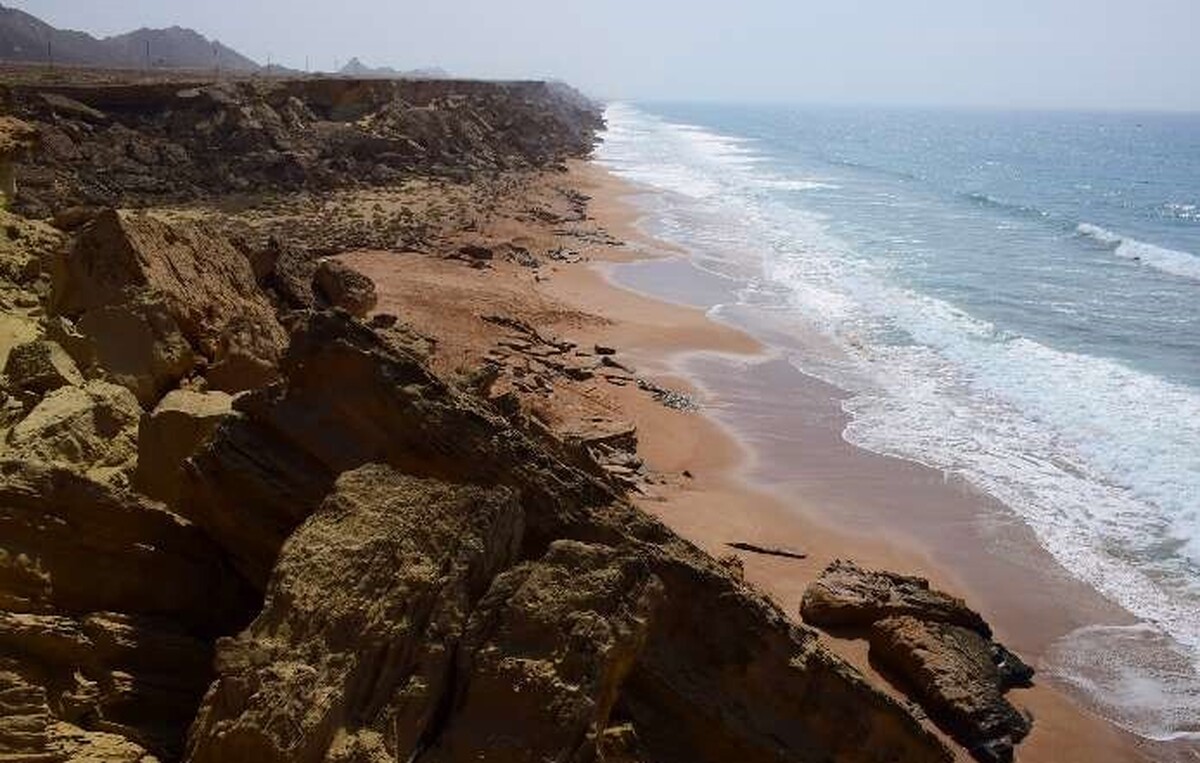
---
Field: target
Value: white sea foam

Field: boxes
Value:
[597,103,1200,739]
[1077,222,1200,281]
[1046,624,1200,742]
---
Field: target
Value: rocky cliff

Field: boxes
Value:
[2,75,602,217]
[0,68,980,763]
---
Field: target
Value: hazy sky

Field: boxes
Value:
[10,0,1200,110]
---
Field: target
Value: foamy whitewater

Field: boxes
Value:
[597,103,1200,741]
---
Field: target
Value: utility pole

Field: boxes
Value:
[144,39,150,71]
[46,39,52,70]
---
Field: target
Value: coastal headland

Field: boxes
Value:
[0,65,1186,762]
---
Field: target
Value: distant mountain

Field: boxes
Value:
[104,27,258,71]
[339,56,447,80]
[0,3,259,71]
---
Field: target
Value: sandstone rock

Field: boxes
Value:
[801,559,991,635]
[0,664,158,763]
[5,380,141,482]
[313,257,378,317]
[262,236,318,309]
[618,544,953,763]
[869,616,1032,763]
[801,561,1034,762]
[0,611,215,760]
[420,540,662,762]
[51,210,286,395]
[0,313,40,372]
[74,294,197,407]
[3,339,83,395]
[134,389,234,507]
[186,465,524,763]
[0,207,63,287]
[0,459,252,626]
[182,311,613,588]
[0,457,254,757]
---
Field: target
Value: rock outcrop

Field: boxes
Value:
[181,310,614,589]
[0,459,254,759]
[187,466,525,763]
[50,209,287,402]
[5,380,140,484]
[870,616,1033,763]
[4,77,602,217]
[313,257,378,317]
[802,561,1033,762]
[801,559,991,634]
[134,389,234,506]
[178,311,953,763]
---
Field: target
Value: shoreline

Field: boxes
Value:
[543,162,1182,761]
[344,159,1186,762]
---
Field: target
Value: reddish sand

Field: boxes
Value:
[346,160,1184,762]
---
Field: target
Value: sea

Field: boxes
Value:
[596,102,1200,742]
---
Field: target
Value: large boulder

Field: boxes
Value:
[801,559,991,635]
[72,293,197,408]
[420,540,662,763]
[134,389,235,507]
[3,339,84,396]
[186,465,525,763]
[5,380,141,483]
[801,561,1033,762]
[313,257,377,317]
[870,617,1032,763]
[50,210,287,398]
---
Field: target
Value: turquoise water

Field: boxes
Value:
[596,103,1200,741]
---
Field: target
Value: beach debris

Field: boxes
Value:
[801,560,1033,763]
[637,378,698,411]
[553,226,624,247]
[725,542,807,560]
[546,246,582,263]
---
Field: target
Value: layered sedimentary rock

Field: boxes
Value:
[3,78,602,217]
[50,209,287,401]
[0,69,981,762]
[187,466,525,763]
[802,561,1033,762]
[179,310,953,763]
[0,459,254,759]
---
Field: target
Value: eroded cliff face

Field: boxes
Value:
[176,309,955,763]
[0,73,960,763]
[2,77,603,217]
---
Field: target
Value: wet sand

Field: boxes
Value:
[348,159,1187,762]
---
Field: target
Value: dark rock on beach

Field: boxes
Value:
[802,560,1034,762]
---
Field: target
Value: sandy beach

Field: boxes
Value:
[346,160,1188,762]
